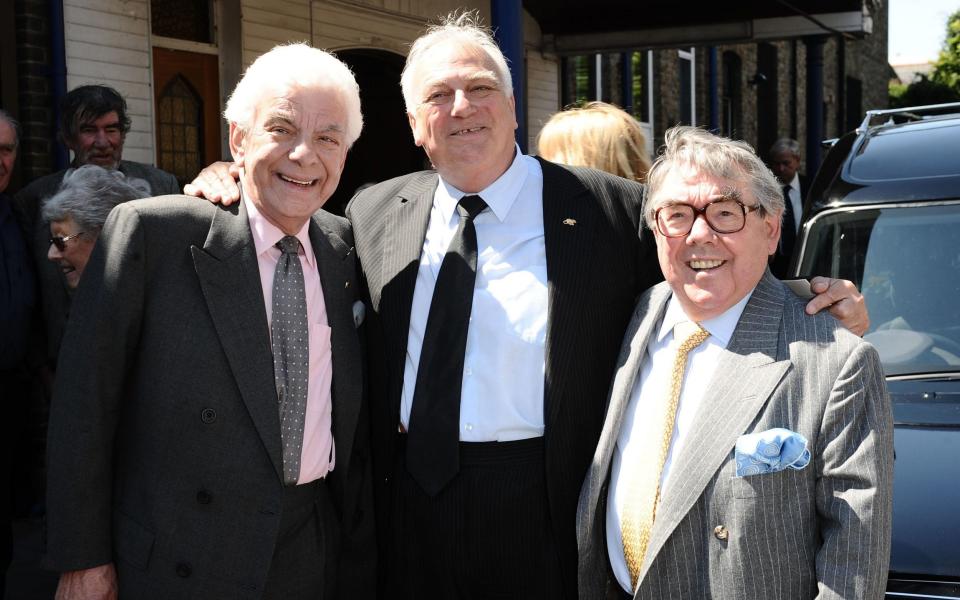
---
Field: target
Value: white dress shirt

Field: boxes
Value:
[785,173,802,233]
[606,291,753,592]
[400,146,548,442]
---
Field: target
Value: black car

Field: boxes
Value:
[794,102,960,599]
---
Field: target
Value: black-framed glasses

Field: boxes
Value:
[654,199,762,238]
[49,231,89,251]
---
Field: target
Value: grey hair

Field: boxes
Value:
[41,164,151,230]
[223,43,363,147]
[644,126,785,229]
[400,10,513,113]
[768,137,801,158]
[0,108,20,150]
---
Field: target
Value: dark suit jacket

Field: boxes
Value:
[12,161,179,363]
[345,158,662,598]
[577,272,893,599]
[771,173,810,278]
[46,196,374,598]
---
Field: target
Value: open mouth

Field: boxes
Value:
[59,264,76,275]
[451,126,485,136]
[688,259,725,271]
[278,174,317,187]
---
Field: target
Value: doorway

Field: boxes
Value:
[327,49,426,216]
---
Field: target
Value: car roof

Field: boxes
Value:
[808,102,960,212]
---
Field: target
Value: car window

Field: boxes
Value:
[799,203,960,376]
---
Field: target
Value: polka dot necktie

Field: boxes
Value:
[272,235,309,485]
[621,320,710,590]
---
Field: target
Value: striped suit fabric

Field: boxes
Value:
[346,158,662,598]
[577,271,894,600]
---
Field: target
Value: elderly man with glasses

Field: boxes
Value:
[577,126,893,600]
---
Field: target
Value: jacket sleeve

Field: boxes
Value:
[814,341,894,598]
[45,203,147,571]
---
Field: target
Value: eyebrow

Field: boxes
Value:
[263,113,344,134]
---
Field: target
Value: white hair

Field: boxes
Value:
[644,126,785,229]
[400,10,513,113]
[41,164,151,230]
[223,43,363,147]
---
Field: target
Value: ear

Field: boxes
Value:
[765,211,782,255]
[407,111,423,147]
[228,122,246,167]
[509,94,518,131]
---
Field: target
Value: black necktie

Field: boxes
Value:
[406,194,487,496]
[272,235,309,485]
[780,184,796,258]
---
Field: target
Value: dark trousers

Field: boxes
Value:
[262,478,338,600]
[392,437,562,600]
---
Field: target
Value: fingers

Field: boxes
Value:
[805,276,870,336]
[182,161,241,205]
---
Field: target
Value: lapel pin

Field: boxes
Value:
[345,280,350,288]
[562,218,577,226]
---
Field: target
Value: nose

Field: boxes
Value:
[93,129,109,147]
[450,89,474,116]
[48,242,62,262]
[288,135,320,165]
[685,212,716,245]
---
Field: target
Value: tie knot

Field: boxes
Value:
[276,235,301,255]
[457,195,487,220]
[674,320,709,347]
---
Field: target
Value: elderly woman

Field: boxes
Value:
[537,101,651,182]
[42,164,149,289]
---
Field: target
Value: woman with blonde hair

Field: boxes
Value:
[537,101,651,182]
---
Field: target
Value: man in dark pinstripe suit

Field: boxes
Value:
[577,126,893,600]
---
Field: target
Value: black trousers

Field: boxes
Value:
[262,478,337,600]
[392,436,562,600]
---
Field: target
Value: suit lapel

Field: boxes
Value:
[539,158,599,426]
[191,201,283,481]
[309,216,362,481]
[377,173,436,417]
[639,272,790,581]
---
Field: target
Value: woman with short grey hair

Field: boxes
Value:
[43,164,149,290]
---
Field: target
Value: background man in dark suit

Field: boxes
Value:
[577,127,892,599]
[12,85,180,365]
[185,14,869,599]
[45,45,373,600]
[768,137,809,277]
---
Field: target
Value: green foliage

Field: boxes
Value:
[890,10,960,107]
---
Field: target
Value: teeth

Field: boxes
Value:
[454,127,483,135]
[690,259,724,269]
[279,174,314,186]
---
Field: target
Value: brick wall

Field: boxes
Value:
[14,0,57,181]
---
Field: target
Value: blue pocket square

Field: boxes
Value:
[734,428,810,478]
[352,300,365,328]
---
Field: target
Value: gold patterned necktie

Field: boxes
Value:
[621,320,710,591]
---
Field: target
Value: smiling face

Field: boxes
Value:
[67,111,125,169]
[406,41,518,193]
[229,84,349,234]
[47,217,98,290]
[652,163,780,322]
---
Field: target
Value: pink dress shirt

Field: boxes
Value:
[244,194,335,484]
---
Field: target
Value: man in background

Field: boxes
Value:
[768,137,809,277]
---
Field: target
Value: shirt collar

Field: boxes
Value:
[242,188,315,268]
[435,143,526,224]
[787,172,800,192]
[657,289,755,347]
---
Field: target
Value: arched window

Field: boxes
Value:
[156,75,203,187]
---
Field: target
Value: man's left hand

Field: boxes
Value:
[805,276,869,336]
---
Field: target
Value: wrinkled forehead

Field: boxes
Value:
[650,162,748,207]
[0,120,15,146]
[413,41,502,91]
[251,83,345,123]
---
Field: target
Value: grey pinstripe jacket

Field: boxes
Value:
[577,271,894,600]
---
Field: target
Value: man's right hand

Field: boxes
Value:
[56,563,119,600]
[183,161,242,205]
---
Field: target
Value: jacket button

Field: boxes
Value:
[175,562,192,578]
[196,490,212,505]
[714,525,729,541]
[200,408,216,423]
